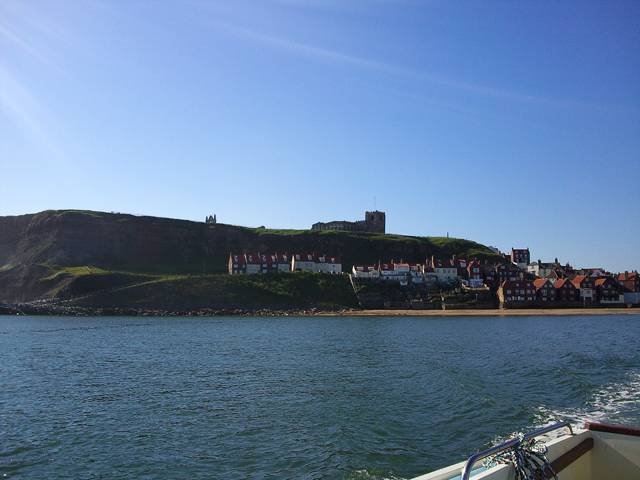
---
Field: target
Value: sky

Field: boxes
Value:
[1,0,639,272]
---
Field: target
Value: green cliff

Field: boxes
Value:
[0,210,500,309]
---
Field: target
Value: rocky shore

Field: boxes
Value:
[2,303,638,317]
[0,303,357,317]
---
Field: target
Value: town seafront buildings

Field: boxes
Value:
[227,230,639,307]
[348,247,639,308]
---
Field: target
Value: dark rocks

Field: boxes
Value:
[0,303,358,317]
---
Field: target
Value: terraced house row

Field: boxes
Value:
[498,276,629,307]
[228,253,342,275]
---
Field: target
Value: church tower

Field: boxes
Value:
[365,211,385,234]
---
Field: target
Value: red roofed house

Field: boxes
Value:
[466,259,484,288]
[259,253,278,274]
[430,257,458,285]
[352,265,380,279]
[553,278,580,303]
[498,279,536,307]
[617,271,640,293]
[595,277,624,304]
[379,262,404,285]
[408,263,425,284]
[244,253,261,275]
[379,263,406,283]
[571,275,595,304]
[276,253,291,273]
[292,253,317,272]
[453,258,468,279]
[316,254,342,274]
[228,253,247,274]
[533,278,556,303]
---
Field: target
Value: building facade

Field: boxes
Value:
[311,210,385,234]
[533,278,556,302]
[498,279,536,306]
[553,278,580,302]
[571,275,595,304]
[511,248,530,269]
[316,255,342,274]
[429,257,458,285]
[618,271,640,293]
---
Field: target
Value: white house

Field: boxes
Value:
[430,258,458,284]
[352,265,379,279]
[228,253,246,274]
[244,253,261,275]
[377,262,425,286]
[407,264,425,284]
[292,253,317,272]
[316,255,342,274]
[380,263,403,281]
[276,253,291,272]
[259,253,278,274]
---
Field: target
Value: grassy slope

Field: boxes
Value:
[69,272,358,310]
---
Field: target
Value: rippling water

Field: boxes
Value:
[1,314,639,479]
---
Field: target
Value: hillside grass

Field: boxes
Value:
[246,227,497,258]
[71,272,358,310]
[37,264,188,299]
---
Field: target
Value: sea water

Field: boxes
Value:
[1,314,639,479]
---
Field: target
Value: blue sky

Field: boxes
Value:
[1,0,639,272]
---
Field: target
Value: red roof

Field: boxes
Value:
[260,253,276,265]
[618,271,638,281]
[245,253,260,265]
[571,274,587,289]
[554,278,577,289]
[533,278,551,290]
[230,253,246,265]
[553,279,566,288]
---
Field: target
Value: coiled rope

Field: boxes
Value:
[483,433,557,480]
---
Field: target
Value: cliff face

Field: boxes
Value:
[0,210,499,304]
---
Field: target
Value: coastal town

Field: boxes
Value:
[228,249,640,309]
[227,212,640,309]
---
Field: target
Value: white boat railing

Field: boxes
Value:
[460,421,574,480]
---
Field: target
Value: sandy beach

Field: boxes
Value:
[335,307,640,317]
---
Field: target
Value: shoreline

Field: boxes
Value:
[331,307,640,317]
[1,304,639,317]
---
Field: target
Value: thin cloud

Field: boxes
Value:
[0,1,70,161]
[207,19,604,110]
[0,66,65,162]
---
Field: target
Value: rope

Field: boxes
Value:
[483,433,557,480]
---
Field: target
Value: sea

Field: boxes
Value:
[1,314,639,479]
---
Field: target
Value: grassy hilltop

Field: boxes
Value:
[0,210,500,310]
